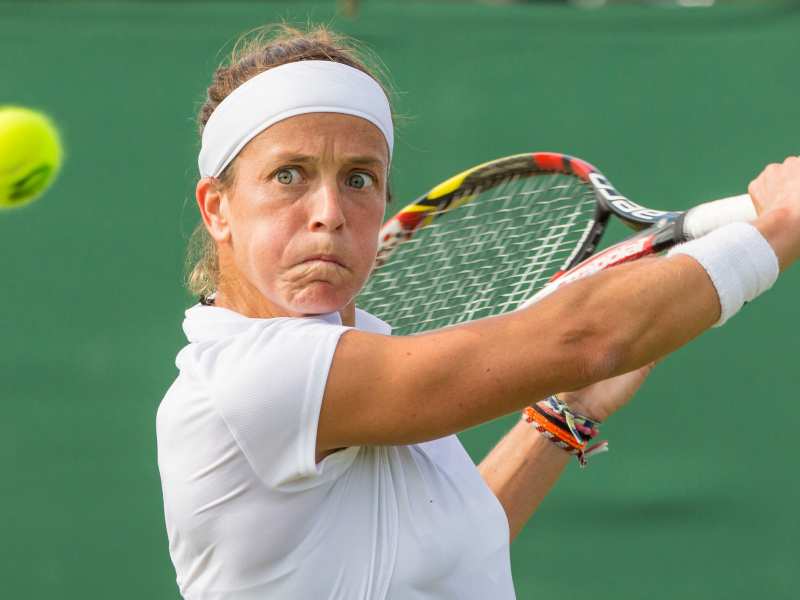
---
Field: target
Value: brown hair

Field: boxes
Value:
[186,23,396,301]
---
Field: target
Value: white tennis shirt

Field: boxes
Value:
[156,304,514,599]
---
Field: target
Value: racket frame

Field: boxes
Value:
[365,150,755,326]
[374,152,684,275]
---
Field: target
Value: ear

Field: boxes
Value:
[196,177,231,243]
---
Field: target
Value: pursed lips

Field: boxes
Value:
[300,254,348,269]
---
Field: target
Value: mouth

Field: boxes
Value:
[300,254,348,269]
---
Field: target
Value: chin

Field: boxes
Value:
[287,284,354,316]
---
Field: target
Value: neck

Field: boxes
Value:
[338,303,356,326]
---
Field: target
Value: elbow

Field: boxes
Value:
[558,317,626,389]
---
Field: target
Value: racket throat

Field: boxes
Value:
[522,224,672,308]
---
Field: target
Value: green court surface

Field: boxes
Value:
[1,1,798,597]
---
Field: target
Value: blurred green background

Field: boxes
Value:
[1,0,798,598]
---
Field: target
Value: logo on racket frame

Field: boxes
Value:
[589,173,669,223]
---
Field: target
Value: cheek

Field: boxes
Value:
[353,200,384,252]
[249,223,293,276]
[357,222,380,266]
[231,212,294,284]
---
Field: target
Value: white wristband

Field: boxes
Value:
[667,222,779,327]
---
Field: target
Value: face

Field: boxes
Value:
[197,112,389,320]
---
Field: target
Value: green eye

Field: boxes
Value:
[275,167,301,185]
[347,172,374,189]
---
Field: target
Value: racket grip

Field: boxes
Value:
[682,194,756,240]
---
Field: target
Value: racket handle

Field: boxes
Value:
[682,194,756,240]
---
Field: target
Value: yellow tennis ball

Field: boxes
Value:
[0,106,63,209]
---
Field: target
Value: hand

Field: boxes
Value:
[556,362,656,423]
[748,156,800,219]
[749,157,800,270]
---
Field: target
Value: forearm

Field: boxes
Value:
[325,252,720,447]
[478,418,569,542]
[408,253,719,423]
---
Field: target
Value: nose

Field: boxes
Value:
[308,179,346,232]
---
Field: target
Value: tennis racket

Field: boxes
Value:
[357,152,756,335]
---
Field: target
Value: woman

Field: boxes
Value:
[157,25,800,599]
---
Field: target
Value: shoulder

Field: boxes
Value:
[160,315,354,487]
[178,316,348,382]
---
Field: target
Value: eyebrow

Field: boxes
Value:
[269,153,386,168]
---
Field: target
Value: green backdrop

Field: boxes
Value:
[1,1,798,598]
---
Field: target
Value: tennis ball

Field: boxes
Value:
[0,106,63,209]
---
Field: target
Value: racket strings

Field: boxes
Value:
[358,172,597,335]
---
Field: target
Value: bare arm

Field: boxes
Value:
[318,187,800,452]
[320,252,714,449]
[478,419,570,542]
[478,363,655,541]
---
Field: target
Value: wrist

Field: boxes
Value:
[668,221,779,326]
[522,396,608,468]
[557,392,607,423]
[754,207,800,271]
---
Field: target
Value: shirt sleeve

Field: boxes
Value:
[209,317,351,489]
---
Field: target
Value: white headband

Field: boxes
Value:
[198,60,394,177]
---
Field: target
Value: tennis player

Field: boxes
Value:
[156,25,800,599]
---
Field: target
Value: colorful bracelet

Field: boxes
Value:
[522,395,608,468]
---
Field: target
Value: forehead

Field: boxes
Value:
[240,112,390,167]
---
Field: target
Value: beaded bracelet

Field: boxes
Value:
[522,395,608,468]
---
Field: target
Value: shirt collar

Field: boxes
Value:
[182,305,392,343]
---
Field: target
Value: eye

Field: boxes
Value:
[346,171,374,190]
[274,167,303,185]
